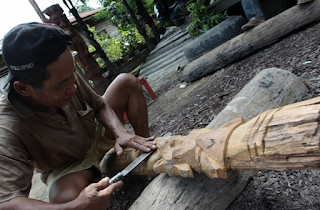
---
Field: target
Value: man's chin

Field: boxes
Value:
[58,95,74,107]
[59,99,70,107]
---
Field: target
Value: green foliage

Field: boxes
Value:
[142,0,155,15]
[76,4,96,13]
[118,27,145,52]
[71,0,96,13]
[87,25,145,63]
[77,0,152,63]
[105,39,123,61]
[186,0,228,38]
[88,25,123,62]
[91,0,150,58]
[92,1,134,30]
[92,9,110,21]
[96,0,155,19]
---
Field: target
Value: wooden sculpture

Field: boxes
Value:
[129,68,308,210]
[102,96,320,179]
[43,5,100,73]
[43,4,110,95]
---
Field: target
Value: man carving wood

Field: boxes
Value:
[0,22,156,210]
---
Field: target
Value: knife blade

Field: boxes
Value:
[109,132,172,184]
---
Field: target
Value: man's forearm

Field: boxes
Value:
[0,197,79,210]
[96,101,156,155]
[96,103,127,137]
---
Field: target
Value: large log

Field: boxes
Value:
[111,68,307,209]
[107,97,320,179]
[181,1,320,82]
[227,97,320,171]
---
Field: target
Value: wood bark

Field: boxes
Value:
[181,1,320,82]
[120,69,307,210]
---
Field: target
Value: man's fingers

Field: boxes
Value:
[95,177,111,191]
[114,143,124,156]
[100,179,123,194]
[115,135,157,154]
[134,137,157,150]
[144,136,155,141]
[130,141,156,152]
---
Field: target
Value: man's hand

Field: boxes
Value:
[114,132,156,156]
[74,177,123,210]
[0,178,123,210]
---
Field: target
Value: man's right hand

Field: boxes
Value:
[73,177,123,210]
[0,178,123,210]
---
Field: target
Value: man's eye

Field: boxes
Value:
[53,85,65,91]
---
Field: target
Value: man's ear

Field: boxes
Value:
[13,81,34,97]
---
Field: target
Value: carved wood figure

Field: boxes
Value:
[43,4,110,95]
[102,68,310,180]
[128,68,308,210]
[102,96,320,178]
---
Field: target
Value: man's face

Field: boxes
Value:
[30,49,77,108]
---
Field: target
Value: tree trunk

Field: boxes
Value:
[181,1,320,82]
[127,68,308,210]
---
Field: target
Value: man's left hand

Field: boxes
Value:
[114,133,156,156]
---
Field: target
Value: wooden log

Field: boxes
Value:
[105,68,307,171]
[106,96,320,178]
[114,68,307,209]
[227,97,320,171]
[105,119,244,179]
[206,68,308,129]
[181,1,320,82]
[102,68,308,173]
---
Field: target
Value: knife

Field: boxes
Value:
[109,132,172,184]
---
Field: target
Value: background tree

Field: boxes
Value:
[71,0,101,13]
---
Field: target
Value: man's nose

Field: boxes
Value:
[66,79,77,94]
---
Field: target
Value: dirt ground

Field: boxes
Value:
[114,20,320,209]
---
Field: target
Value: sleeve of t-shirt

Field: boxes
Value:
[74,71,104,111]
[0,131,34,203]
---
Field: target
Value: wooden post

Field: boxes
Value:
[28,0,48,23]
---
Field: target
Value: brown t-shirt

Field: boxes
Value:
[0,72,104,202]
